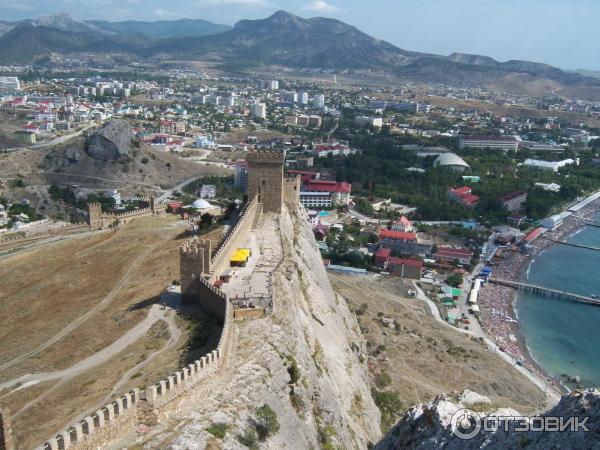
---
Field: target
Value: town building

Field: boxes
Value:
[234,161,249,193]
[433,153,470,172]
[200,185,217,199]
[0,76,20,92]
[378,229,433,257]
[433,246,474,265]
[459,135,520,152]
[313,94,325,109]
[355,116,383,129]
[251,103,267,119]
[299,91,309,105]
[391,216,414,232]
[523,158,576,172]
[447,186,479,207]
[159,120,186,134]
[498,191,527,212]
[375,248,423,279]
[303,180,351,206]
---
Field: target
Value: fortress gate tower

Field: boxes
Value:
[247,150,285,214]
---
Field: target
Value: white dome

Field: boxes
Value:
[191,199,211,210]
[434,153,470,169]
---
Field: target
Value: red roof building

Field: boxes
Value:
[379,229,417,242]
[448,186,479,207]
[391,216,413,232]
[388,257,423,279]
[523,227,543,243]
[375,247,391,267]
[433,246,474,265]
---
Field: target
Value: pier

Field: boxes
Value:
[542,236,600,252]
[489,278,600,306]
[583,219,600,228]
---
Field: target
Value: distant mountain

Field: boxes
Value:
[86,18,230,39]
[143,11,598,88]
[144,10,419,68]
[0,10,598,92]
[0,13,229,40]
[0,24,147,64]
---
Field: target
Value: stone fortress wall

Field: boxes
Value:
[87,196,163,231]
[34,151,300,450]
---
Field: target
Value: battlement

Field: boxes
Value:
[246,150,286,164]
[36,276,234,450]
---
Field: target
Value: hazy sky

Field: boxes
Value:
[1,0,598,70]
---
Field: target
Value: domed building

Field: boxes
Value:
[433,153,470,172]
[191,199,212,210]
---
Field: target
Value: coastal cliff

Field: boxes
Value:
[375,388,600,449]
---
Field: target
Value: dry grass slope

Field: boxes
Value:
[329,274,547,416]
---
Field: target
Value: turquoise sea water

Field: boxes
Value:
[516,213,600,388]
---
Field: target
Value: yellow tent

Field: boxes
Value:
[230,248,251,265]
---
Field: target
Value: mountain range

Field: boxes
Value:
[0,11,598,91]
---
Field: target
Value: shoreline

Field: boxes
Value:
[478,195,600,398]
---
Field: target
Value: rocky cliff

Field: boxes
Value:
[86,119,133,161]
[137,205,380,449]
[375,389,600,450]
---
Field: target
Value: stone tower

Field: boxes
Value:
[0,407,14,450]
[87,202,103,231]
[180,238,212,302]
[247,150,285,213]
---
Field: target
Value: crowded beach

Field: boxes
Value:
[477,196,600,393]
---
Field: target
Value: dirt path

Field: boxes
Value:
[0,305,174,394]
[0,244,156,373]
[4,298,183,426]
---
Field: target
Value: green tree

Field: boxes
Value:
[255,404,280,441]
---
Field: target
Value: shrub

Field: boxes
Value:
[237,426,258,449]
[288,357,301,384]
[255,404,280,441]
[141,157,149,164]
[206,422,229,439]
[375,371,392,389]
[372,389,404,432]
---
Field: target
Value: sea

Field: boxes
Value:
[516,212,600,388]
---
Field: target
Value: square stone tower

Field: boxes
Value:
[87,202,103,231]
[247,150,285,213]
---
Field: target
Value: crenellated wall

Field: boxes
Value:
[87,196,165,231]
[36,278,234,450]
[208,195,260,282]
[37,176,276,449]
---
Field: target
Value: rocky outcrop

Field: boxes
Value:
[65,146,85,162]
[144,206,380,450]
[86,119,133,161]
[375,389,600,449]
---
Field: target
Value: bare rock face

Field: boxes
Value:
[65,146,85,162]
[375,389,600,450]
[86,119,133,161]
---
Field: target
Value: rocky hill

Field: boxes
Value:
[375,389,600,449]
[86,119,133,162]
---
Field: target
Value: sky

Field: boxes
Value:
[1,0,599,70]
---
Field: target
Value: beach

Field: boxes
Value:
[477,196,600,395]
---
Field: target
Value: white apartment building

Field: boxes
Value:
[313,94,325,109]
[251,102,267,119]
[0,77,20,92]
